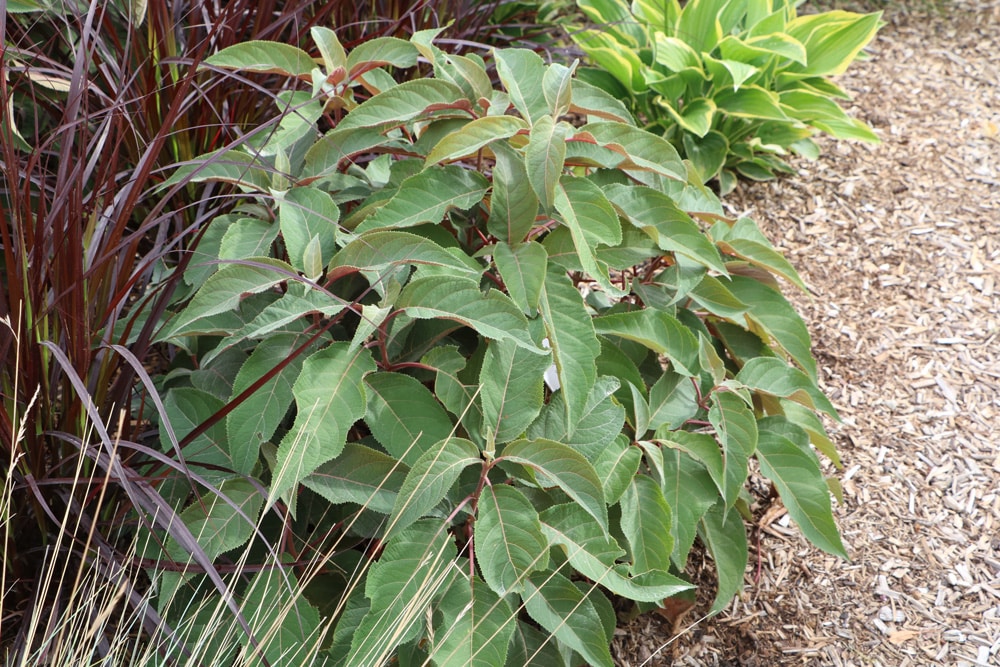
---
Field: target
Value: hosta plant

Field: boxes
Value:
[571,0,882,193]
[150,26,846,666]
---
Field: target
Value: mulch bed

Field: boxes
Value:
[614,2,1000,665]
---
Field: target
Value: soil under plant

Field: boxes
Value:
[612,1,1000,664]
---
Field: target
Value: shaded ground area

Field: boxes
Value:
[615,2,1000,665]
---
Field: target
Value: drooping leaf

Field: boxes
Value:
[656,430,724,501]
[328,230,481,279]
[603,183,727,274]
[270,344,377,509]
[756,419,847,558]
[553,176,626,297]
[357,165,488,232]
[302,443,408,514]
[582,122,687,183]
[386,437,481,540]
[493,241,547,317]
[699,502,748,614]
[540,504,691,602]
[494,49,549,125]
[240,567,323,664]
[500,438,607,531]
[337,79,468,130]
[475,485,549,596]
[593,435,641,505]
[619,475,674,575]
[527,376,625,461]
[480,339,551,445]
[424,116,528,166]
[725,275,816,380]
[522,571,613,667]
[303,127,391,178]
[431,574,516,667]
[226,333,307,474]
[645,371,698,433]
[736,357,837,418]
[709,391,758,509]
[347,521,457,664]
[165,259,294,338]
[364,373,455,466]
[593,310,700,376]
[346,37,419,78]
[536,267,600,428]
[662,448,718,567]
[505,620,563,667]
[487,141,539,244]
[397,275,540,353]
[525,116,567,212]
[202,41,316,77]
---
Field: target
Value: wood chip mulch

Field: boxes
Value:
[613,2,1000,665]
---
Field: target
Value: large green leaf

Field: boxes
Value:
[536,267,600,428]
[726,275,817,379]
[543,62,575,117]
[540,504,691,603]
[568,78,636,125]
[756,418,847,558]
[645,370,698,433]
[226,334,306,474]
[386,437,481,540]
[522,571,613,667]
[346,36,419,77]
[553,176,626,298]
[493,241,547,317]
[581,122,686,183]
[397,275,539,353]
[425,116,527,166]
[699,503,748,614]
[240,567,323,664]
[431,574,516,667]
[525,116,568,212]
[500,438,607,531]
[270,344,377,509]
[364,373,455,466]
[709,391,758,509]
[736,357,837,418]
[347,521,457,665]
[505,620,563,667]
[480,339,551,445]
[202,41,315,77]
[487,141,539,244]
[337,79,468,130]
[301,443,408,514]
[619,475,674,574]
[494,49,549,125]
[329,230,481,279]
[527,377,625,461]
[422,346,484,445]
[303,127,391,179]
[357,165,488,232]
[160,148,271,192]
[662,448,718,567]
[475,485,549,596]
[593,435,641,505]
[159,479,262,606]
[160,388,232,476]
[278,187,339,277]
[603,184,727,274]
[593,310,699,376]
[657,430,724,501]
[165,259,293,338]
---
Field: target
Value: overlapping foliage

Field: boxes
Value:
[570,0,882,192]
[143,25,847,665]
